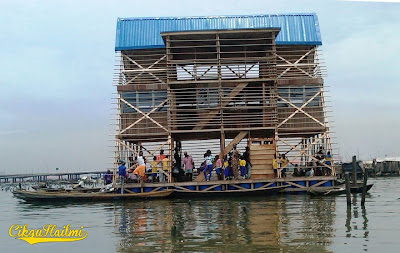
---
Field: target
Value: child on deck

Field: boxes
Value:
[214,155,222,180]
[204,150,214,181]
[161,155,169,182]
[150,156,158,182]
[222,156,228,180]
[239,156,246,179]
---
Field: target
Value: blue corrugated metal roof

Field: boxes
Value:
[115,13,322,51]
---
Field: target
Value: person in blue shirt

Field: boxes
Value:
[118,161,127,194]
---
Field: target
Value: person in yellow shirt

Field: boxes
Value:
[239,156,247,179]
[162,155,169,181]
[281,154,289,177]
[272,154,280,178]
[223,155,230,180]
[150,156,158,182]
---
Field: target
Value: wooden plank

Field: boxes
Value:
[251,174,274,179]
[193,82,248,130]
[250,148,275,157]
[221,131,248,157]
[249,145,275,151]
[252,163,272,170]
[194,171,205,182]
[250,155,275,160]
[251,170,274,175]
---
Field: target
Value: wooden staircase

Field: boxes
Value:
[249,138,276,179]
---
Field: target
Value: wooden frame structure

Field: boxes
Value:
[112,16,335,182]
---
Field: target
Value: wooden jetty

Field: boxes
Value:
[111,14,336,193]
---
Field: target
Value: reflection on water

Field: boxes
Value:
[344,194,370,252]
[3,178,400,253]
[112,196,337,252]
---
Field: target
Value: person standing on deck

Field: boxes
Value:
[214,155,223,180]
[162,155,170,182]
[156,150,166,165]
[272,154,278,177]
[325,151,332,176]
[231,144,240,180]
[243,146,252,179]
[150,156,158,182]
[223,155,229,180]
[182,151,194,181]
[239,156,247,179]
[204,150,214,181]
[173,148,182,182]
[118,161,127,194]
[281,154,289,178]
[315,146,325,176]
[137,151,146,166]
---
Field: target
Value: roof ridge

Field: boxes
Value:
[118,13,317,21]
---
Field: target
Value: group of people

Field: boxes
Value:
[113,145,333,184]
[114,144,252,184]
[199,145,252,181]
[116,150,171,184]
[273,146,333,178]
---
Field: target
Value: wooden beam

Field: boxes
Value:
[193,82,248,130]
[120,98,168,134]
[120,98,168,132]
[221,131,248,157]
[277,91,322,128]
[277,94,325,128]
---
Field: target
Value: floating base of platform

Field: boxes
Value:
[116,176,336,196]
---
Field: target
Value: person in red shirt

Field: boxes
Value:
[156,149,166,165]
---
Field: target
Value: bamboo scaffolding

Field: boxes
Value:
[112,28,336,179]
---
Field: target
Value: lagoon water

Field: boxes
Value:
[1,177,399,253]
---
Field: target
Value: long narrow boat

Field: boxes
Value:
[334,181,374,193]
[13,189,174,201]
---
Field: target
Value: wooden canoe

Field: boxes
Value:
[334,181,374,193]
[350,184,373,193]
[13,189,174,201]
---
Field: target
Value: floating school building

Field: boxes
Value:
[112,13,335,188]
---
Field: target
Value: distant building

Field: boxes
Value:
[364,157,400,176]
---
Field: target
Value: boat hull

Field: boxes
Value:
[13,189,174,202]
[351,184,373,193]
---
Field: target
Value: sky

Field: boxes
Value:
[0,0,399,174]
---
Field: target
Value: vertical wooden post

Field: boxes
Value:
[168,135,174,183]
[345,172,351,206]
[361,169,368,206]
[220,132,225,158]
[352,155,357,186]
